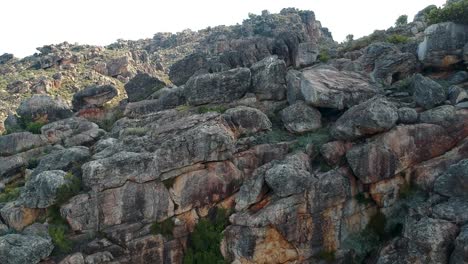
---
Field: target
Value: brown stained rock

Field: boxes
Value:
[169,161,242,214]
[369,174,406,208]
[320,141,353,166]
[0,202,42,231]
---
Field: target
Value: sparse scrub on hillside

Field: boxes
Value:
[0,182,22,203]
[395,15,408,27]
[427,0,468,25]
[386,34,410,44]
[150,218,175,239]
[55,172,82,205]
[318,49,330,63]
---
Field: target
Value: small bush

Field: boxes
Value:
[427,0,468,25]
[48,225,73,255]
[197,105,228,114]
[176,104,191,112]
[354,192,373,205]
[55,172,82,205]
[151,218,175,239]
[367,211,387,239]
[0,183,21,203]
[292,128,331,151]
[162,177,176,190]
[318,49,330,63]
[395,15,408,26]
[387,34,410,44]
[183,207,230,264]
[25,121,46,134]
[123,127,148,137]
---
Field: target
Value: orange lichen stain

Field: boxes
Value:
[252,227,298,264]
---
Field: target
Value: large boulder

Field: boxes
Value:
[0,155,26,179]
[418,22,468,68]
[72,84,118,110]
[250,56,287,100]
[184,68,251,105]
[124,87,186,117]
[297,68,378,109]
[331,96,398,140]
[223,106,272,136]
[434,159,468,198]
[21,170,68,208]
[419,105,457,127]
[169,53,208,86]
[280,101,322,134]
[124,73,166,102]
[17,94,73,123]
[0,132,47,157]
[0,234,54,264]
[32,146,90,176]
[41,117,104,147]
[412,74,447,109]
[450,225,468,264]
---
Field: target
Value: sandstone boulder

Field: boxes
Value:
[434,159,468,198]
[397,107,418,124]
[41,117,104,147]
[250,56,287,100]
[412,74,447,109]
[21,170,68,208]
[124,73,166,102]
[223,106,272,136]
[72,85,118,110]
[280,101,322,134]
[0,132,47,157]
[17,94,72,123]
[450,225,468,264]
[0,234,54,264]
[33,146,90,176]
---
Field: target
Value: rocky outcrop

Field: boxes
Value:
[0,132,47,157]
[124,73,166,102]
[72,84,118,110]
[223,106,272,136]
[294,68,379,109]
[20,170,68,208]
[418,22,468,68]
[41,117,104,147]
[280,101,322,133]
[184,68,251,105]
[331,96,398,140]
[412,74,447,109]
[250,56,287,100]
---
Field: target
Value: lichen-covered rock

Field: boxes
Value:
[331,96,398,140]
[0,201,41,231]
[21,170,68,208]
[450,225,468,264]
[250,55,287,100]
[280,101,322,134]
[419,105,456,127]
[448,85,468,105]
[17,94,73,123]
[299,68,378,109]
[371,52,419,86]
[397,107,418,124]
[124,87,185,117]
[433,197,468,224]
[0,155,26,179]
[184,68,251,105]
[223,106,272,136]
[124,73,166,102]
[32,146,90,176]
[0,234,54,264]
[412,74,446,109]
[434,159,468,198]
[60,194,98,232]
[418,22,468,68]
[41,117,104,147]
[72,84,118,110]
[59,253,85,264]
[320,141,353,166]
[0,132,47,157]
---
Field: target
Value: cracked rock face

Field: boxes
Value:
[0,234,54,264]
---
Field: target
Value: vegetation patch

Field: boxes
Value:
[386,34,410,44]
[318,49,330,63]
[48,224,73,255]
[183,207,230,264]
[292,127,331,151]
[55,172,82,205]
[427,0,468,25]
[316,250,336,263]
[354,192,373,205]
[123,127,149,137]
[150,218,175,239]
[0,182,22,203]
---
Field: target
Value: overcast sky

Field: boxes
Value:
[0,0,445,58]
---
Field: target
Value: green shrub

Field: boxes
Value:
[55,172,82,205]
[395,15,408,26]
[0,183,21,203]
[46,205,69,226]
[25,121,46,134]
[354,192,373,205]
[387,34,410,44]
[318,49,330,63]
[427,0,468,25]
[183,208,229,264]
[48,225,73,255]
[176,104,191,112]
[151,218,175,238]
[123,127,149,137]
[197,105,228,114]
[367,211,387,239]
[292,128,331,151]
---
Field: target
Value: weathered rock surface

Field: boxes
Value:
[72,84,118,110]
[32,146,90,176]
[419,105,457,127]
[280,101,322,133]
[124,73,166,102]
[250,56,287,100]
[0,132,47,157]
[450,225,468,264]
[124,87,185,117]
[412,74,447,109]
[397,107,418,124]
[20,170,68,208]
[184,68,251,105]
[223,106,271,136]
[331,96,398,140]
[434,159,468,198]
[0,234,54,264]
[418,22,468,68]
[41,117,104,147]
[17,94,73,123]
[320,141,353,166]
[298,68,379,109]
[0,201,42,231]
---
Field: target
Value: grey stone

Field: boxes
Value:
[412,74,447,109]
[331,96,398,140]
[0,234,54,264]
[17,94,73,123]
[21,170,67,208]
[124,87,186,117]
[250,56,287,100]
[33,146,90,176]
[72,85,118,110]
[124,73,166,102]
[434,159,468,198]
[448,85,468,105]
[41,117,104,147]
[0,132,47,157]
[450,225,468,264]
[419,105,457,127]
[223,106,272,136]
[286,69,304,105]
[281,101,322,134]
[433,197,468,224]
[184,68,251,105]
[397,107,418,124]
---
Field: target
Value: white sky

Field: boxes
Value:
[0,0,445,58]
